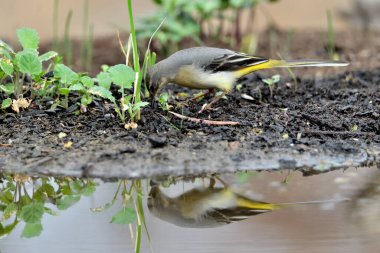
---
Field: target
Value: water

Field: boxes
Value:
[1,167,379,253]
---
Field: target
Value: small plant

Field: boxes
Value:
[158,92,172,111]
[0,27,150,124]
[262,74,281,97]
[0,28,58,104]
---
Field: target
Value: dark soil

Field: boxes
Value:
[1,67,379,179]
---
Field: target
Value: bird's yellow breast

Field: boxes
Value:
[173,65,236,92]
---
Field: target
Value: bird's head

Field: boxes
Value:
[146,64,168,98]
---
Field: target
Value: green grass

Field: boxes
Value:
[63,10,73,66]
[52,0,60,52]
[326,9,339,61]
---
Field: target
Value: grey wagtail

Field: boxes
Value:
[148,183,345,228]
[147,47,349,110]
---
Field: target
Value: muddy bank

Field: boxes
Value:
[1,70,379,179]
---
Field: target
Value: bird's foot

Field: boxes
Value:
[197,103,219,114]
[197,91,226,114]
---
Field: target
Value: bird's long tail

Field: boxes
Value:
[237,197,349,211]
[235,59,349,77]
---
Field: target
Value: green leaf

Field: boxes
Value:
[0,48,12,60]
[0,220,18,238]
[158,92,169,104]
[111,207,137,224]
[44,207,59,216]
[81,95,92,106]
[263,74,281,86]
[54,64,78,84]
[59,87,70,95]
[81,182,97,197]
[132,101,149,111]
[17,28,40,50]
[0,57,14,75]
[88,86,115,102]
[21,223,43,238]
[2,203,17,221]
[15,49,42,75]
[80,76,94,88]
[108,64,135,89]
[69,83,85,91]
[56,195,81,210]
[20,203,44,223]
[1,98,12,109]
[0,84,14,94]
[0,40,15,53]
[39,51,58,62]
[96,72,112,90]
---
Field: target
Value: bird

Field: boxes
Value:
[148,181,345,228]
[147,47,349,111]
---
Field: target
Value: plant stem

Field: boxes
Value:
[326,9,336,60]
[53,0,60,52]
[64,10,73,66]
[85,24,94,71]
[81,0,89,69]
[126,0,141,121]
[234,8,242,47]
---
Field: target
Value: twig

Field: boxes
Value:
[303,130,375,136]
[0,144,12,147]
[169,111,240,126]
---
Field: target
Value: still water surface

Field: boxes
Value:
[1,167,379,253]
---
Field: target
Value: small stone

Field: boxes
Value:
[148,135,167,148]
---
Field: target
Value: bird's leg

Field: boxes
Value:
[191,88,215,102]
[176,89,215,109]
[209,177,216,189]
[198,91,227,114]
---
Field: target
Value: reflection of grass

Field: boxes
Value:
[92,179,150,253]
[0,174,97,238]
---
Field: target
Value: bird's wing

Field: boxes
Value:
[203,52,269,72]
[207,207,272,224]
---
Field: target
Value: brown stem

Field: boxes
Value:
[169,111,240,126]
[235,8,242,46]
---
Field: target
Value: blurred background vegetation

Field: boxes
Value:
[1,0,378,73]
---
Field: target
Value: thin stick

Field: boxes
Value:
[169,111,240,126]
[117,31,128,64]
[0,144,12,147]
[303,130,375,136]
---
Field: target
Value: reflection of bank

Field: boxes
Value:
[148,177,346,228]
[350,171,380,235]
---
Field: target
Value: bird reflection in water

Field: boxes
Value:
[350,171,380,235]
[148,176,339,228]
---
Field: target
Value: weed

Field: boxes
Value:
[0,28,58,102]
[262,74,281,97]
[158,92,172,111]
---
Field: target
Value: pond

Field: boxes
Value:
[1,167,379,253]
